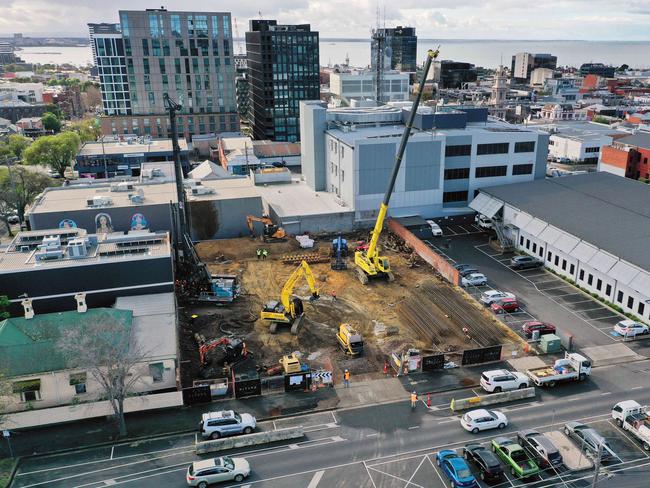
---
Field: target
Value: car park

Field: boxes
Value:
[459,267,480,277]
[462,273,488,287]
[522,321,556,338]
[516,429,563,468]
[435,449,479,487]
[426,220,444,237]
[490,297,520,314]
[200,410,256,440]
[564,422,614,460]
[614,320,649,337]
[510,255,543,270]
[186,456,251,486]
[480,290,515,306]
[462,443,503,483]
[460,409,508,434]
[480,369,530,393]
[491,437,540,479]
[475,214,493,229]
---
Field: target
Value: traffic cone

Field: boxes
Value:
[427,393,431,408]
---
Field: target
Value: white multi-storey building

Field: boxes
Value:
[329,70,409,105]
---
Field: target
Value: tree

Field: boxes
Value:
[41,112,62,133]
[0,165,54,229]
[23,132,81,177]
[5,135,31,160]
[57,314,149,437]
[44,103,62,120]
[66,118,101,143]
[0,296,9,321]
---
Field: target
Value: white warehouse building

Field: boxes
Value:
[472,173,650,324]
[300,101,549,224]
[329,70,410,105]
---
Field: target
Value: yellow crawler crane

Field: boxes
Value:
[354,48,440,284]
[260,260,319,334]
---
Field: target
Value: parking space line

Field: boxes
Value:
[429,456,449,488]
[331,411,338,425]
[405,456,428,487]
[367,465,425,487]
[609,421,650,458]
[306,470,325,488]
[363,461,379,488]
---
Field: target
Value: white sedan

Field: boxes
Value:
[614,320,649,337]
[426,220,443,236]
[462,273,488,287]
[460,408,508,434]
[480,290,515,306]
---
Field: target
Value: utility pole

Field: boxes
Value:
[592,441,603,488]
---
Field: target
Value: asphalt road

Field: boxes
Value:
[12,359,650,488]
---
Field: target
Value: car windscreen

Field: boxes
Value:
[234,413,242,422]
[457,468,472,478]
[511,450,526,462]
[222,456,234,470]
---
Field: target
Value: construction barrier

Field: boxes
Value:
[195,426,305,454]
[450,387,536,412]
[387,218,460,285]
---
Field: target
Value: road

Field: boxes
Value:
[12,359,650,488]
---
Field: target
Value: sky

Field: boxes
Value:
[0,0,649,40]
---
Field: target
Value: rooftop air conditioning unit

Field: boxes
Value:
[87,195,114,207]
[110,181,135,192]
[190,186,215,196]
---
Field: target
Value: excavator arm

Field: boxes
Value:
[280,260,319,313]
[199,337,231,365]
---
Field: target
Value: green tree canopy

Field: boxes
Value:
[0,165,54,233]
[44,103,62,120]
[66,118,101,143]
[42,112,62,133]
[23,132,81,177]
[5,135,32,159]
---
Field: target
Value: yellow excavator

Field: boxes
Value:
[246,214,286,241]
[354,48,439,285]
[260,260,319,334]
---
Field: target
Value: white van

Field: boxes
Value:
[475,214,493,229]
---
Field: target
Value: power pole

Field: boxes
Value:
[592,441,603,488]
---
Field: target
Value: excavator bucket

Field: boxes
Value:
[290,314,305,335]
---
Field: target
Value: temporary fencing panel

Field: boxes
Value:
[422,354,445,371]
[461,345,503,366]
[284,371,312,391]
[182,385,212,405]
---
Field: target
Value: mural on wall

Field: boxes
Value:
[130,213,148,230]
[95,213,113,234]
[58,219,78,229]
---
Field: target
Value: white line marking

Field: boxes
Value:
[306,470,324,488]
[367,466,425,487]
[363,461,379,488]
[429,455,448,487]
[287,443,300,449]
[408,426,420,430]
[601,392,612,395]
[366,433,379,437]
[110,446,114,460]
[631,386,644,390]
[330,411,338,425]
[438,418,457,424]
[405,455,428,486]
[272,420,277,431]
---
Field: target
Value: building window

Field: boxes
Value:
[538,246,543,257]
[587,274,593,285]
[596,279,602,291]
[445,144,471,157]
[617,290,624,303]
[547,250,552,261]
[444,168,470,180]
[570,264,575,275]
[442,190,468,203]
[638,302,646,316]
[512,163,534,175]
[514,141,536,153]
[554,255,559,266]
[13,379,41,402]
[562,259,567,270]
[627,296,634,309]
[149,363,164,383]
[341,170,345,182]
[585,147,600,153]
[605,284,612,296]
[476,142,509,155]
[532,243,537,253]
[579,269,584,281]
[521,236,525,246]
[341,146,344,158]
[526,238,530,249]
[69,372,87,395]
[475,165,508,178]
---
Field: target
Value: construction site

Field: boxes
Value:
[177,231,524,389]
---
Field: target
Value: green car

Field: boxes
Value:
[491,437,539,479]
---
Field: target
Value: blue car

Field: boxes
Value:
[436,450,479,488]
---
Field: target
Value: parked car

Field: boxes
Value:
[480,290,516,306]
[475,214,493,229]
[435,450,478,487]
[459,267,480,277]
[510,255,543,270]
[200,410,257,440]
[563,422,614,460]
[454,263,473,271]
[426,220,444,237]
[480,369,530,393]
[186,456,251,487]
[491,437,540,479]
[490,298,520,314]
[462,443,503,483]
[460,409,508,434]
[614,320,649,337]
[462,273,488,287]
[522,321,556,338]
[516,429,563,468]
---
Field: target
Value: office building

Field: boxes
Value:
[579,63,615,78]
[534,121,623,164]
[511,53,557,82]
[329,70,409,104]
[245,20,320,142]
[371,26,417,73]
[0,41,21,65]
[233,53,250,124]
[300,101,548,222]
[430,60,478,89]
[472,173,650,324]
[91,8,239,141]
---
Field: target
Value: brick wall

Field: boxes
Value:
[601,145,631,172]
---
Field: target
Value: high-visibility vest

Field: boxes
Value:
[411,393,417,402]
[256,249,262,256]
[344,371,350,380]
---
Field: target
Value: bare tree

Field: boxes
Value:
[57,314,149,437]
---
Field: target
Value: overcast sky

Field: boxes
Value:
[1,0,649,40]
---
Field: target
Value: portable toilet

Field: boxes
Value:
[540,333,562,353]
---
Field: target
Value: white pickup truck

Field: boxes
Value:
[526,352,591,387]
[612,400,650,451]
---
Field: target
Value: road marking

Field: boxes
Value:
[601,391,612,395]
[110,446,114,460]
[272,420,277,431]
[429,455,448,487]
[631,386,644,390]
[366,433,379,437]
[438,418,457,424]
[288,443,300,449]
[306,470,324,488]
[408,425,420,430]
[405,455,427,486]
[330,411,338,424]
[609,420,650,458]
[104,481,116,486]
[367,465,425,487]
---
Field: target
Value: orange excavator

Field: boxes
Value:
[246,214,287,242]
[199,337,249,366]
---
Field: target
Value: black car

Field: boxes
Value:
[459,267,480,277]
[462,443,503,483]
[517,429,563,468]
[454,263,472,271]
[510,256,543,270]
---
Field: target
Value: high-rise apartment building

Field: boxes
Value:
[371,26,417,73]
[511,53,557,82]
[245,20,320,142]
[90,8,238,140]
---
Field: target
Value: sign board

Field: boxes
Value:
[234,377,261,398]
[181,386,211,406]
[284,371,312,392]
[422,354,445,371]
[124,153,145,158]
[2,430,9,438]
[117,164,130,170]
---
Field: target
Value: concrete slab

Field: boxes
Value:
[508,356,547,371]
[546,430,594,472]
[582,343,646,366]
[555,294,594,304]
[578,308,622,320]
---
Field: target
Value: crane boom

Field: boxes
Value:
[356,48,439,283]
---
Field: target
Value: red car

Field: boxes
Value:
[522,321,556,338]
[491,298,520,314]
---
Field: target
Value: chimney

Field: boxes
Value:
[75,293,87,313]
[22,298,34,319]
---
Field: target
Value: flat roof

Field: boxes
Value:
[482,173,650,271]
[78,138,188,156]
[616,131,650,150]
[531,121,628,141]
[186,178,262,201]
[257,178,352,217]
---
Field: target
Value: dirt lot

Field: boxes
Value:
[178,234,522,387]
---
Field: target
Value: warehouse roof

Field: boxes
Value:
[480,172,650,272]
[78,138,188,157]
[615,131,650,150]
